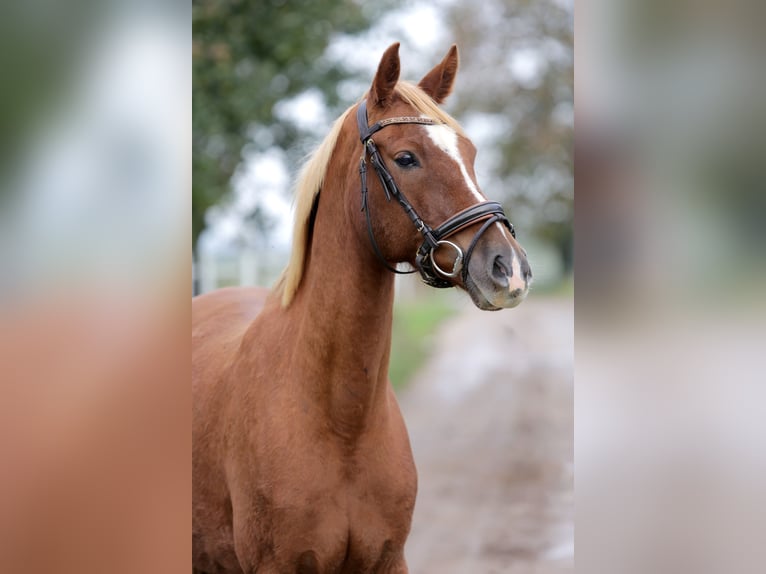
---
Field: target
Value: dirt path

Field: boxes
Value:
[400,297,573,574]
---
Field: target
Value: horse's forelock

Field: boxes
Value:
[395,82,464,136]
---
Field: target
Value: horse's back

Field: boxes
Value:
[192,285,270,368]
[193,285,270,338]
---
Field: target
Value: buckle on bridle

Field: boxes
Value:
[430,240,464,278]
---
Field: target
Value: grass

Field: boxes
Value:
[530,273,573,297]
[389,295,456,390]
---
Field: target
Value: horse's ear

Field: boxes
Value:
[370,43,401,108]
[418,44,459,104]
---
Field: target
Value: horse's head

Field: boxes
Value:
[353,43,531,310]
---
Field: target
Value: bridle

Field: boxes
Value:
[357,99,515,288]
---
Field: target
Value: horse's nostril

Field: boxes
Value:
[491,255,510,281]
[522,260,533,280]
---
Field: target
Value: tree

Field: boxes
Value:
[444,0,573,273]
[192,0,390,251]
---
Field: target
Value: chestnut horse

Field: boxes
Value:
[192,43,532,574]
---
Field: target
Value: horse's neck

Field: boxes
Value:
[288,178,396,438]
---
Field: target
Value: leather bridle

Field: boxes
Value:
[357,99,515,288]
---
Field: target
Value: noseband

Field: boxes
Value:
[357,99,515,288]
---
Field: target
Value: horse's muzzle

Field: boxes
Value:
[465,239,532,310]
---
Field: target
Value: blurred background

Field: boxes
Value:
[578,1,766,573]
[193,1,573,573]
[0,2,190,574]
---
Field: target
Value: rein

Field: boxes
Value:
[357,99,515,288]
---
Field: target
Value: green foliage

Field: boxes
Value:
[0,0,97,196]
[389,296,455,389]
[192,0,388,249]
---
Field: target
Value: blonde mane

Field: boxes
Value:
[276,81,463,307]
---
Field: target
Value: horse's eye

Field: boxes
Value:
[394,152,419,168]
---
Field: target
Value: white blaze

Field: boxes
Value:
[425,123,527,292]
[423,124,484,202]
[496,223,523,281]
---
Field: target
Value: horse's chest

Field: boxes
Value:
[259,451,416,572]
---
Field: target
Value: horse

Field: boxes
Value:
[192,43,532,574]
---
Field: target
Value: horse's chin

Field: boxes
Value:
[463,276,502,311]
[473,297,503,311]
[463,273,527,311]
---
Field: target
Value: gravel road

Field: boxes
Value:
[400,297,573,574]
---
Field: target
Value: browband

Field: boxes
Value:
[357,102,441,143]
